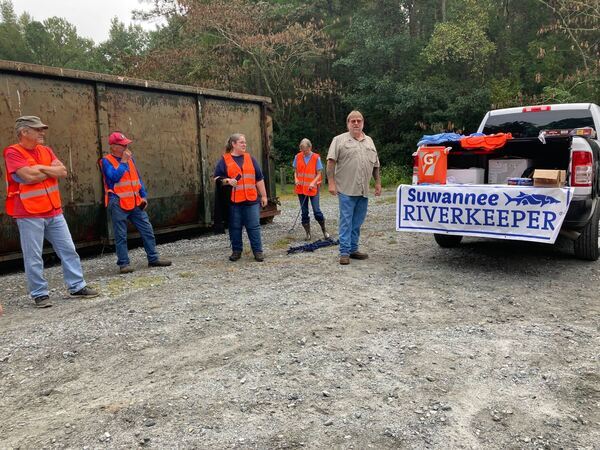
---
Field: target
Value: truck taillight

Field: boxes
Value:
[412,152,418,184]
[571,150,593,186]
[522,106,551,112]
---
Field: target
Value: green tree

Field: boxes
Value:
[535,0,600,103]
[0,0,32,62]
[94,18,149,74]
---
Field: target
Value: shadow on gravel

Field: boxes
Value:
[426,236,583,275]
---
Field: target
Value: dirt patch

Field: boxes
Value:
[0,189,598,448]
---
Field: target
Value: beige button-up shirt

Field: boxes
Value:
[327,132,380,197]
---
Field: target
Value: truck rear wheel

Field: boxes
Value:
[573,203,600,261]
[434,234,463,248]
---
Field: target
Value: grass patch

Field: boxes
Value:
[178,271,195,278]
[105,275,166,296]
[272,236,295,249]
[377,196,397,204]
[377,163,412,187]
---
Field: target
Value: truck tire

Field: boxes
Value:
[573,202,600,261]
[434,234,463,248]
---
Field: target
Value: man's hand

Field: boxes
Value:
[38,160,67,179]
[260,196,268,208]
[328,182,337,196]
[122,149,133,163]
[375,182,382,196]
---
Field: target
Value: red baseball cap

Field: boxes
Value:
[108,132,132,146]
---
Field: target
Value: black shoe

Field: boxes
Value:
[148,259,172,267]
[254,252,264,262]
[229,251,242,262]
[69,287,99,298]
[34,295,52,308]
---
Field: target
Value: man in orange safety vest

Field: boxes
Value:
[3,116,98,308]
[100,132,172,274]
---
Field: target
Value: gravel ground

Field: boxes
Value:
[0,189,599,449]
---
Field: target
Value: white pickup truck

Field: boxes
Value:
[429,103,600,260]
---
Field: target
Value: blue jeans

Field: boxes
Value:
[298,193,325,225]
[108,198,159,267]
[16,214,87,298]
[229,203,263,253]
[338,193,368,256]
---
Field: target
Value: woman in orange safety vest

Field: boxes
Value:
[293,138,329,240]
[214,133,269,262]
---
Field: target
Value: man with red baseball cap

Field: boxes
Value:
[100,132,171,273]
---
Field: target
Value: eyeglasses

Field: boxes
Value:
[349,119,363,124]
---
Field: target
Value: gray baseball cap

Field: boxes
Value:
[15,116,48,130]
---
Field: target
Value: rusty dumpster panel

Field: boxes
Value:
[0,73,105,257]
[102,86,203,229]
[199,98,264,200]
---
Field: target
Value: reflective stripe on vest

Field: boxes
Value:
[3,144,62,216]
[19,184,60,199]
[294,152,320,196]
[114,180,141,188]
[101,154,143,210]
[223,153,258,203]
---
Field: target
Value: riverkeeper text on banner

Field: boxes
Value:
[396,185,574,244]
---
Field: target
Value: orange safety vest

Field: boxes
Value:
[294,152,321,196]
[223,153,258,203]
[460,133,513,151]
[4,144,62,216]
[101,154,143,210]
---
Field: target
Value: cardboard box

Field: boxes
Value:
[488,159,532,184]
[533,169,566,187]
[446,168,485,184]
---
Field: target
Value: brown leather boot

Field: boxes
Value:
[317,219,330,239]
[302,223,311,241]
[350,251,369,260]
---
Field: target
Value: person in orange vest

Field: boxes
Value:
[213,133,268,262]
[100,132,172,273]
[293,138,329,240]
[3,116,99,308]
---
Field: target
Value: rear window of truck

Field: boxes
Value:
[483,109,595,138]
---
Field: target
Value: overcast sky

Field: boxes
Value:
[12,0,164,43]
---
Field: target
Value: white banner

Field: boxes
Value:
[396,184,574,244]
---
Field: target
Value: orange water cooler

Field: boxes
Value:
[415,146,450,184]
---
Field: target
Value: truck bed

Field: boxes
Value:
[445,136,573,180]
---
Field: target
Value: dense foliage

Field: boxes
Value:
[1,0,598,168]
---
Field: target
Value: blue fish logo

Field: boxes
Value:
[504,192,560,206]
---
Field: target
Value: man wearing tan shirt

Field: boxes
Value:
[327,110,382,265]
